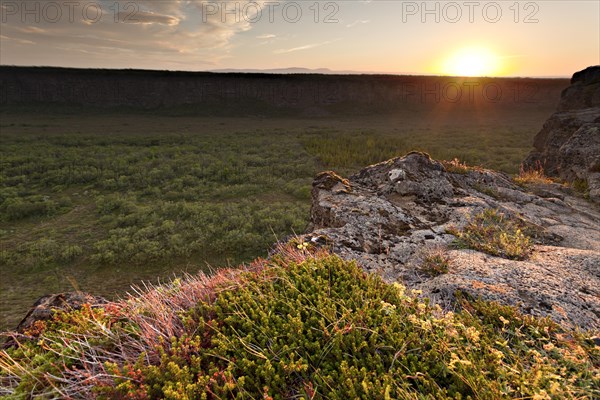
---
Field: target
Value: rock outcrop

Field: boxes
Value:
[524,66,600,202]
[3,292,106,348]
[303,152,600,331]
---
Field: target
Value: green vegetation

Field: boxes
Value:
[419,246,451,277]
[0,107,552,330]
[301,127,534,177]
[572,179,590,199]
[1,248,597,399]
[448,209,534,260]
[0,128,314,329]
[472,183,502,200]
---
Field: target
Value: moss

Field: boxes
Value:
[1,249,598,399]
[473,183,502,200]
[572,178,590,199]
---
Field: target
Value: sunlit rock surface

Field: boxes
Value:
[304,152,600,330]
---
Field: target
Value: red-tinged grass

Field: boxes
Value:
[514,162,555,186]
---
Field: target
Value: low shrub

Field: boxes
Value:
[473,183,502,199]
[419,246,451,277]
[572,178,590,199]
[448,208,533,260]
[1,247,598,399]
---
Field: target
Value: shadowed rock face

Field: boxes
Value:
[304,152,600,330]
[524,66,600,202]
[0,66,568,115]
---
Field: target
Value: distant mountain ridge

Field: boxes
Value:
[210,67,361,74]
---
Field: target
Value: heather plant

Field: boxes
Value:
[1,245,597,399]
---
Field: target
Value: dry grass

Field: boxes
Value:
[513,162,554,186]
[419,246,451,277]
[442,158,483,174]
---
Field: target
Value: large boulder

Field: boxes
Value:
[524,66,600,201]
[303,152,600,330]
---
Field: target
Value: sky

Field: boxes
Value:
[0,0,598,77]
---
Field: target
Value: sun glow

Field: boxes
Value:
[442,47,502,77]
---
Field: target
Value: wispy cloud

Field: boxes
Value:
[0,0,270,69]
[346,19,370,28]
[116,10,180,25]
[257,34,276,39]
[274,39,340,54]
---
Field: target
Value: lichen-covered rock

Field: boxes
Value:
[304,152,600,330]
[524,65,600,202]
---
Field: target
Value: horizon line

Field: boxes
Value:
[0,64,573,79]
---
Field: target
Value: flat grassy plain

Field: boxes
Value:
[0,99,559,330]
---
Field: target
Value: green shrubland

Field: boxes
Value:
[1,246,597,399]
[0,109,551,329]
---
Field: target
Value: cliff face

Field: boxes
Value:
[303,152,600,330]
[524,66,600,201]
[0,66,567,115]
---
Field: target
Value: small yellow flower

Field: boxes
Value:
[543,343,555,352]
[466,327,480,343]
[380,301,397,315]
[392,282,405,296]
[448,352,473,370]
[420,320,432,331]
[489,348,504,361]
[296,242,309,250]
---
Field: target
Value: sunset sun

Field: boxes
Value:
[442,47,502,77]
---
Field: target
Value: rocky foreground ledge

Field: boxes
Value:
[301,152,600,331]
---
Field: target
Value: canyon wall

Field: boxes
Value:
[0,66,568,115]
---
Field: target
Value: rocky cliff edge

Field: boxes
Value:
[302,152,600,331]
[524,65,600,202]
